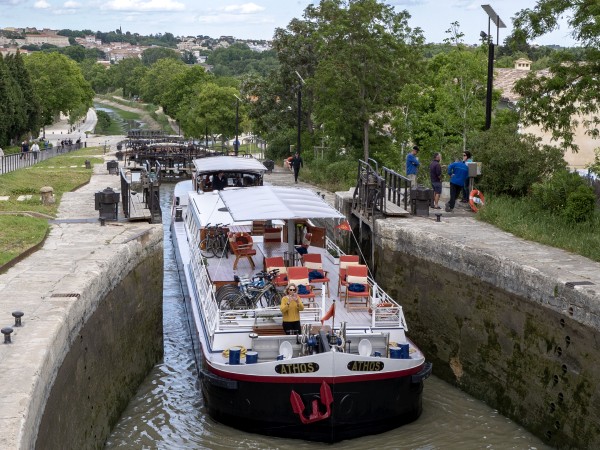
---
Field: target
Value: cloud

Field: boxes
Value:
[102,0,185,12]
[63,0,80,7]
[34,0,51,8]
[223,3,265,14]
[387,0,428,6]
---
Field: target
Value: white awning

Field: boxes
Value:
[219,186,345,221]
[193,156,267,174]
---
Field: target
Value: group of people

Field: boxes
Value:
[406,145,473,212]
[19,140,40,160]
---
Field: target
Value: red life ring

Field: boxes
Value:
[469,189,485,212]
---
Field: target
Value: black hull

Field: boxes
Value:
[201,370,424,443]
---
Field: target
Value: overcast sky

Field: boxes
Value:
[1,0,575,46]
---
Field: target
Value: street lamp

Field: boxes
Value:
[481,4,506,130]
[234,94,241,156]
[295,71,305,155]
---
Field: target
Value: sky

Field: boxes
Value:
[1,0,575,46]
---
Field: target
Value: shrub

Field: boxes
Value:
[564,186,596,223]
[530,170,590,214]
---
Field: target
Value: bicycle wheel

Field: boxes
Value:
[200,238,215,258]
[219,292,249,310]
[257,287,282,308]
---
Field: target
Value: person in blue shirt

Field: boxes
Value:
[445,157,469,212]
[405,145,420,186]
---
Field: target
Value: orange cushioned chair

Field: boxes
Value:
[344,264,370,310]
[301,253,330,290]
[337,255,360,296]
[265,256,288,287]
[228,232,256,270]
[286,266,316,302]
[264,227,282,243]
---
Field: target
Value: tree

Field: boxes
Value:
[0,55,20,145]
[178,82,238,144]
[305,0,424,161]
[107,58,147,98]
[141,47,181,67]
[5,51,41,139]
[139,58,186,105]
[79,60,111,94]
[512,0,600,151]
[24,52,94,127]
[160,65,209,118]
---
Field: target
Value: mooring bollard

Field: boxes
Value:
[12,311,24,327]
[2,327,13,344]
[435,213,442,222]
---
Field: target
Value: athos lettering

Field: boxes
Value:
[347,361,384,372]
[275,362,319,374]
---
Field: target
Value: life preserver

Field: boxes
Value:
[320,303,336,324]
[469,189,485,212]
[222,346,247,357]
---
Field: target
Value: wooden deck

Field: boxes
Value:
[205,241,373,327]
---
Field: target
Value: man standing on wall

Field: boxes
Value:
[291,152,303,183]
[429,152,442,209]
[406,145,420,186]
[445,157,469,212]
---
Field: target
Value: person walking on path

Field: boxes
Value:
[461,151,473,202]
[406,145,420,186]
[31,141,40,161]
[20,140,29,160]
[290,152,303,183]
[429,152,442,209]
[445,157,469,212]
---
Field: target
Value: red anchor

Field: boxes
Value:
[289,381,334,424]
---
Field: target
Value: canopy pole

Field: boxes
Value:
[287,219,295,267]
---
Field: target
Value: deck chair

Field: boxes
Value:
[294,232,312,256]
[344,264,370,310]
[287,266,316,301]
[265,256,288,287]
[228,232,256,270]
[264,227,282,243]
[337,255,360,296]
[301,253,330,290]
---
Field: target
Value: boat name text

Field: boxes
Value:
[347,361,384,372]
[275,362,319,374]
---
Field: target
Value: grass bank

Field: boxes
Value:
[0,147,104,268]
[477,195,600,262]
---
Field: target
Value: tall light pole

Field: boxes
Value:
[295,71,305,154]
[234,94,241,156]
[481,4,506,130]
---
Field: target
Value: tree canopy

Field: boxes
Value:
[512,0,600,150]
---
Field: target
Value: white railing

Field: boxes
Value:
[189,244,220,335]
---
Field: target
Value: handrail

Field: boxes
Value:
[0,143,82,176]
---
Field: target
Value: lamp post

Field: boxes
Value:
[481,4,506,130]
[234,94,241,156]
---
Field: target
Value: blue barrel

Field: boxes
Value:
[246,351,258,364]
[389,347,402,359]
[399,343,410,359]
[229,347,242,365]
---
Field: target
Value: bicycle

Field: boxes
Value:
[200,223,230,258]
[216,269,283,310]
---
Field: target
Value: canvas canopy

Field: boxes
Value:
[219,186,345,221]
[193,156,267,175]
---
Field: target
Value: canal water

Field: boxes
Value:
[105,185,550,450]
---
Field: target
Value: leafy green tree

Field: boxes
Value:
[24,52,94,127]
[139,58,186,105]
[512,0,600,150]
[141,47,181,67]
[305,0,424,161]
[79,60,111,94]
[107,58,147,98]
[181,50,197,65]
[0,55,20,145]
[160,65,209,118]
[5,51,41,139]
[178,82,238,144]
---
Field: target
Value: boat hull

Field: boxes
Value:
[200,366,424,443]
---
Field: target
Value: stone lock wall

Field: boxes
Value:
[34,247,163,450]
[373,222,600,449]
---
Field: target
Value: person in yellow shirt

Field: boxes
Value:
[280,284,304,335]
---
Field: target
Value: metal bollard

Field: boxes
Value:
[435,213,442,222]
[2,327,13,344]
[85,160,91,169]
[12,311,24,327]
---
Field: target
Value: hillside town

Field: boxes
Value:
[0,27,271,63]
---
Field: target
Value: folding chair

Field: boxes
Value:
[265,256,289,287]
[287,266,316,302]
[344,264,370,310]
[337,255,360,296]
[301,253,330,290]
